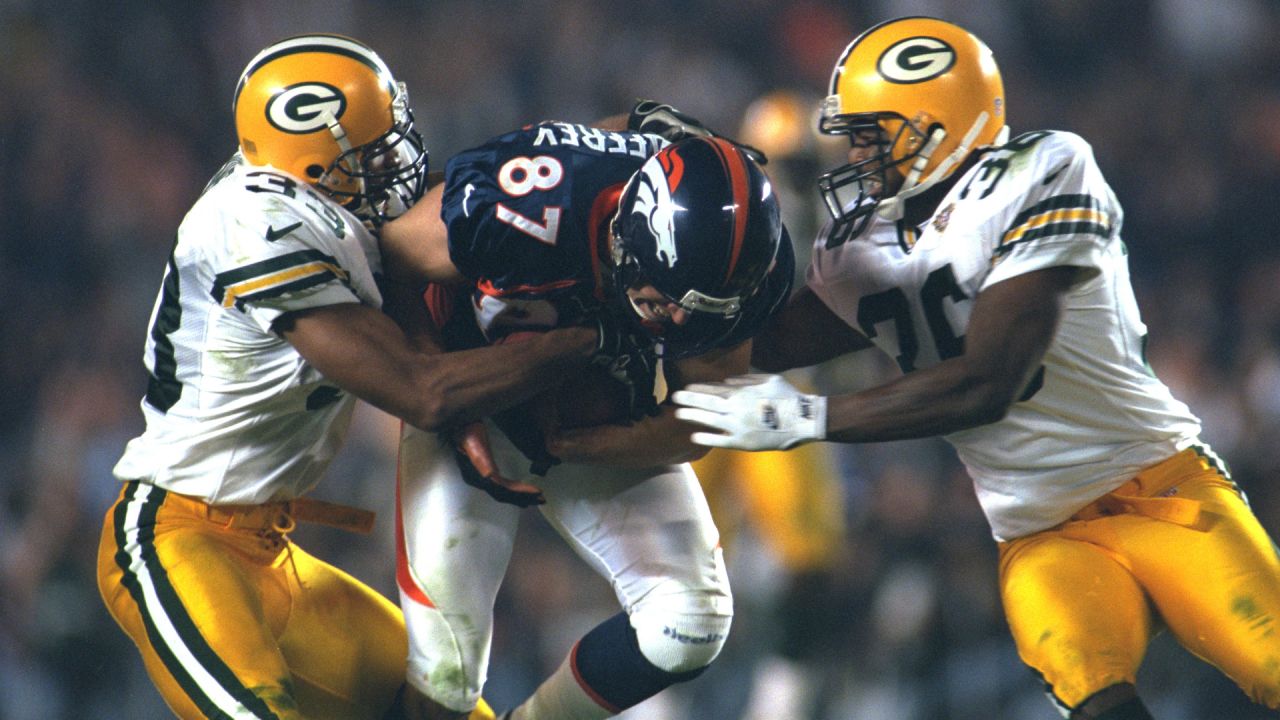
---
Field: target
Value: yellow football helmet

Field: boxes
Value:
[818,17,1008,243]
[233,33,426,226]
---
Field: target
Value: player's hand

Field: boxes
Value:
[627,99,768,165]
[672,374,826,450]
[589,307,660,421]
[603,341,661,422]
[560,298,662,421]
[451,422,545,507]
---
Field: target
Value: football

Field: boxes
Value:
[496,330,634,429]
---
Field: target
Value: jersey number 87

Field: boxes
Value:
[496,155,564,246]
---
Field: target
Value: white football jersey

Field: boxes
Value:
[808,131,1205,540]
[113,155,383,504]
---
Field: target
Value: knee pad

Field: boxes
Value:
[630,606,733,674]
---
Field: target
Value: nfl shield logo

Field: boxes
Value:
[933,202,955,233]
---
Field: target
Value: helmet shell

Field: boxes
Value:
[613,136,782,316]
[233,34,425,224]
[824,16,1005,182]
[235,34,397,182]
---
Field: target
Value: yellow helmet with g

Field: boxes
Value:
[818,17,1007,243]
[233,34,426,226]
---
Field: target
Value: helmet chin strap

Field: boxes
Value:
[323,110,355,161]
[321,111,370,202]
[876,110,1000,221]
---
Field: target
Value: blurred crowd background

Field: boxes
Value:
[4,0,1280,718]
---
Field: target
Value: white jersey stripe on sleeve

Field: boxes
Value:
[995,193,1111,261]
[211,249,350,309]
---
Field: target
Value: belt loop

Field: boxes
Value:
[200,498,237,530]
[271,503,297,536]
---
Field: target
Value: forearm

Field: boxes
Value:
[675,270,1075,451]
[824,359,1014,443]
[549,342,749,465]
[412,326,599,430]
[283,304,598,433]
[824,270,1075,443]
[547,406,708,467]
[751,286,873,372]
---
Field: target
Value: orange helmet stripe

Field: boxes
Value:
[658,148,685,194]
[703,137,750,284]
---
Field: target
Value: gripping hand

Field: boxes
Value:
[672,374,826,450]
[597,341,660,422]
[451,422,545,507]
[627,99,768,165]
[561,297,661,421]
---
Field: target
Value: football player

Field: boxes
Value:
[672,16,1280,720]
[379,111,794,719]
[97,34,631,720]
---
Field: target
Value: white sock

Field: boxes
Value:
[508,652,614,720]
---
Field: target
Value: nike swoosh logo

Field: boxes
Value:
[463,184,476,217]
[265,221,303,242]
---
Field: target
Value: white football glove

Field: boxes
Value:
[672,374,827,451]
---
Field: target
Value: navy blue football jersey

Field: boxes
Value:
[441,122,665,340]
[434,121,794,472]
[439,120,793,349]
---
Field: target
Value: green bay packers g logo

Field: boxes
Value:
[266,82,347,133]
[877,37,956,84]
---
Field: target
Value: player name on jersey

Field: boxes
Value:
[533,121,666,158]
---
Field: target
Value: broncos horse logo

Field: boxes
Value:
[631,149,685,267]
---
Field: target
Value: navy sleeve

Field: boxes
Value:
[440,131,579,286]
[440,141,514,282]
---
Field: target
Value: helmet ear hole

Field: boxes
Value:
[305,164,325,179]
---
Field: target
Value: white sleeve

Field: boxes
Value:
[204,211,362,333]
[982,132,1119,290]
[804,229,861,327]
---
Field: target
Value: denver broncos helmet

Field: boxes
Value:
[610,136,783,358]
[819,17,1008,243]
[233,34,427,226]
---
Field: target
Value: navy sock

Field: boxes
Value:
[572,612,707,711]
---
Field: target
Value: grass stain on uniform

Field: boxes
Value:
[1232,595,1275,636]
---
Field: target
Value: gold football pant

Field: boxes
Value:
[998,449,1280,712]
[97,480,406,719]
